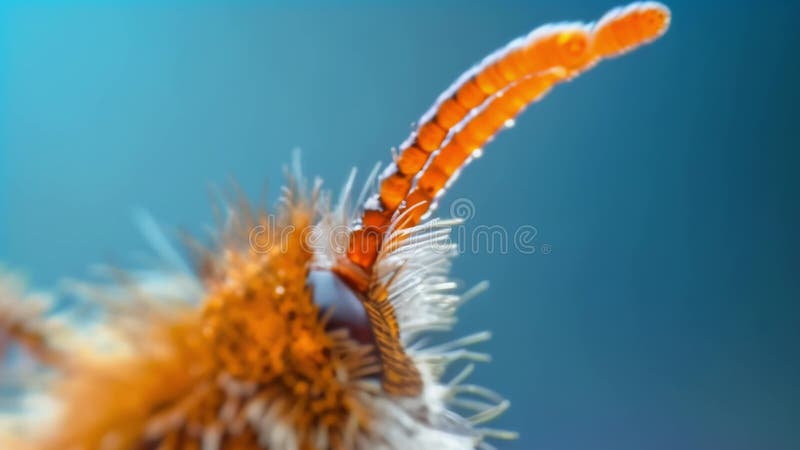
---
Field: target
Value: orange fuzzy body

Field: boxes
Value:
[28,205,377,450]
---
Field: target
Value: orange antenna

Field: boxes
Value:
[335,2,670,396]
[397,3,674,226]
[345,24,594,275]
[343,2,670,278]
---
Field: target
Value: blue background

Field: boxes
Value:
[1,1,798,449]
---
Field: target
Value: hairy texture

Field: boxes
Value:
[0,270,61,366]
[20,193,380,450]
[1,172,512,449]
[0,3,670,449]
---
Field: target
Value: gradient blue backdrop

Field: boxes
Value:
[1,1,798,449]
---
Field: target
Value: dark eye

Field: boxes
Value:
[308,270,374,345]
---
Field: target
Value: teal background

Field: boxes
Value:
[1,1,798,449]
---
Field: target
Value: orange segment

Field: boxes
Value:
[474,64,509,94]
[417,166,449,198]
[521,26,592,73]
[455,79,488,109]
[379,173,412,211]
[345,227,381,270]
[395,145,429,175]
[591,2,671,59]
[362,208,392,230]
[416,121,448,152]
[435,98,469,129]
[401,188,433,226]
[433,141,471,176]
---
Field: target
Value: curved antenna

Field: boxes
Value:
[344,2,670,276]
[335,2,671,396]
[399,3,672,225]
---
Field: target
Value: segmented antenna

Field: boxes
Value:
[344,2,670,276]
[336,2,671,396]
